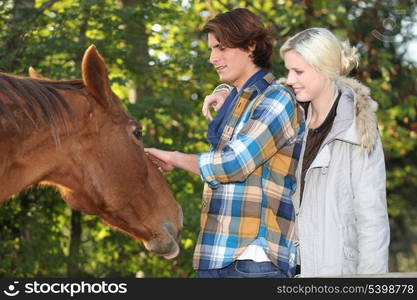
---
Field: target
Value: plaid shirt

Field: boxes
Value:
[195,73,305,277]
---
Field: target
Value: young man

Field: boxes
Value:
[145,8,305,278]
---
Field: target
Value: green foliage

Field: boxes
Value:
[0,0,416,277]
[0,188,68,277]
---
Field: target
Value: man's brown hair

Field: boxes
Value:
[203,8,273,70]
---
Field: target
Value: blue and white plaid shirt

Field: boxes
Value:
[195,72,305,277]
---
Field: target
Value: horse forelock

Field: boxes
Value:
[0,72,84,142]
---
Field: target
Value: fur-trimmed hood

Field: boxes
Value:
[277,77,379,151]
[336,77,379,151]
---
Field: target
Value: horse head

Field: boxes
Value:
[1,46,182,259]
[64,45,183,258]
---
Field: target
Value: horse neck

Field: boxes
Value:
[0,88,93,203]
[0,131,60,202]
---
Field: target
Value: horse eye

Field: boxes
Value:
[133,128,142,139]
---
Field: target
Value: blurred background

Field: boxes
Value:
[0,0,416,277]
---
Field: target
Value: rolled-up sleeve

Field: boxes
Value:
[198,151,220,188]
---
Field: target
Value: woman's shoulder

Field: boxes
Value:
[337,77,380,151]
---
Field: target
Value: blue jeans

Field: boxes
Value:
[196,260,288,278]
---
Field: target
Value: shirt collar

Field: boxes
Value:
[239,69,268,95]
[237,69,274,102]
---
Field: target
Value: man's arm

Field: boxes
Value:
[200,87,297,188]
[145,148,200,176]
[146,87,297,188]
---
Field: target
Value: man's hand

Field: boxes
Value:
[145,148,200,176]
[202,91,227,121]
[144,148,175,172]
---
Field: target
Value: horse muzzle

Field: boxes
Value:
[143,220,181,259]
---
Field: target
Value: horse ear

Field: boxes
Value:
[81,45,112,108]
[28,67,47,79]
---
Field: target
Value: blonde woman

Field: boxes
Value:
[202,28,390,277]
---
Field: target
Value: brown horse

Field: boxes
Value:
[0,45,182,259]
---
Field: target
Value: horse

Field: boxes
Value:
[0,45,182,259]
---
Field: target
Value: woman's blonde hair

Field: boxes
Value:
[279,28,359,80]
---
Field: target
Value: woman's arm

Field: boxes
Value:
[202,84,232,120]
[352,137,390,274]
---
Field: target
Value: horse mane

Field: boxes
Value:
[0,72,85,142]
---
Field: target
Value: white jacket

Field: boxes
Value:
[293,77,390,277]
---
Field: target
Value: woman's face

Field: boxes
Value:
[283,50,329,103]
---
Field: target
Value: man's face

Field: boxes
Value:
[208,33,256,90]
